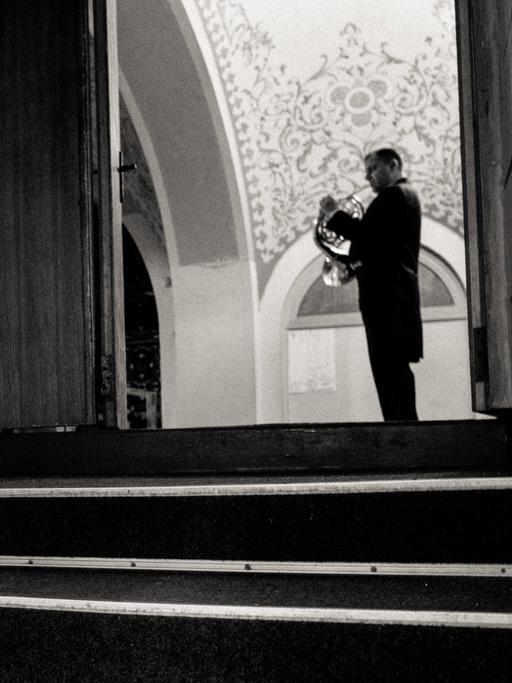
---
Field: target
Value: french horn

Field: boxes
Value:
[314,188,368,286]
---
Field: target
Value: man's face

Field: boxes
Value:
[365,154,399,193]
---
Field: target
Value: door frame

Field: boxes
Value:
[455,0,512,415]
[92,0,127,428]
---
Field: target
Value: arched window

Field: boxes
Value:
[289,248,466,330]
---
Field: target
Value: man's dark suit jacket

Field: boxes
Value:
[326,178,423,362]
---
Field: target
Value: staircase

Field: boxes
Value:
[0,420,511,681]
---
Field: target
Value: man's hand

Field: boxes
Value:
[319,195,339,217]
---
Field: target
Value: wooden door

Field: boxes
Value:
[456,0,512,413]
[0,0,126,429]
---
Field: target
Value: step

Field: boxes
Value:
[0,420,507,476]
[0,473,511,563]
[0,568,511,681]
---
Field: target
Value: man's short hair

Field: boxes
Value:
[365,148,403,170]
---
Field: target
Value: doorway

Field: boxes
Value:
[123,228,161,429]
[117,0,491,427]
[1,0,505,432]
[286,245,472,423]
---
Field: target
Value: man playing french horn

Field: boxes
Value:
[319,148,422,421]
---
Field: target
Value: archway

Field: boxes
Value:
[123,227,161,428]
[118,0,258,427]
[285,247,471,423]
[258,217,474,423]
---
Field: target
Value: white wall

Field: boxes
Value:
[287,325,381,423]
[287,319,473,423]
[172,261,257,427]
[417,320,472,419]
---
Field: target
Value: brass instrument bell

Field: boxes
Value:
[314,193,366,286]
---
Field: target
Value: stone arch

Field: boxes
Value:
[123,215,176,427]
[119,85,176,426]
[118,0,253,268]
[257,217,470,423]
[118,0,258,426]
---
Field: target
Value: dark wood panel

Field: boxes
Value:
[470,0,512,407]
[0,1,95,427]
[0,421,507,476]
[455,0,488,410]
[456,0,512,410]
[500,3,512,172]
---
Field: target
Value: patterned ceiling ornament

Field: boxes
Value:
[197,0,462,278]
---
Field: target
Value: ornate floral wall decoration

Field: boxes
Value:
[196,0,462,291]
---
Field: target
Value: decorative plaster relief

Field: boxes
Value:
[197,0,462,289]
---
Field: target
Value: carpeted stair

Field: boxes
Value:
[0,420,511,681]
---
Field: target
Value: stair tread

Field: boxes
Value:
[0,568,511,614]
[0,470,511,492]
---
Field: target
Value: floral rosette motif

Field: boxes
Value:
[199,0,462,282]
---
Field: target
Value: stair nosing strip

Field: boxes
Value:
[0,595,510,628]
[0,556,510,577]
[1,476,512,498]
